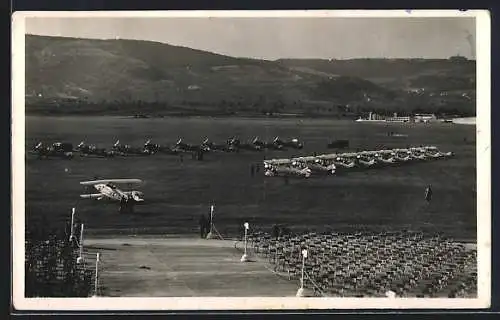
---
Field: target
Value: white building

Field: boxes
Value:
[414,114,437,123]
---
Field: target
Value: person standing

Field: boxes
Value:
[199,214,208,238]
[425,185,433,202]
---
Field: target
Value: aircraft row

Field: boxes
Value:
[28,136,304,160]
[263,146,454,178]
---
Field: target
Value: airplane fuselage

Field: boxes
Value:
[94,184,127,201]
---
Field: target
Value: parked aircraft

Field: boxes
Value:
[201,138,236,153]
[227,137,262,151]
[273,136,304,149]
[173,138,205,153]
[30,142,74,159]
[252,136,284,150]
[112,140,152,156]
[76,141,115,158]
[264,165,312,178]
[143,139,179,155]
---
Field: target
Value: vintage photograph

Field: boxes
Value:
[12,10,490,310]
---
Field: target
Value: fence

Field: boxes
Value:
[25,222,95,297]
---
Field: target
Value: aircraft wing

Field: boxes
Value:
[80,179,143,186]
[80,193,104,199]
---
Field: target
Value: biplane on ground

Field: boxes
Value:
[79,178,145,214]
[29,142,75,159]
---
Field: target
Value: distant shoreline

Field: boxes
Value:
[452,117,476,125]
[24,112,476,122]
[24,112,357,120]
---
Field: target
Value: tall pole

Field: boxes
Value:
[206,204,214,239]
[297,249,307,297]
[301,253,305,289]
[240,222,249,262]
[77,223,84,264]
[94,252,100,297]
[69,208,75,242]
[210,204,214,234]
[244,227,248,256]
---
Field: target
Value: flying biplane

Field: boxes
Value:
[79,178,145,214]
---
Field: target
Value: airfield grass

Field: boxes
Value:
[25,116,476,241]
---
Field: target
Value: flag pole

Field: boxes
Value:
[77,223,84,264]
[206,204,214,239]
[296,249,307,297]
[93,252,100,297]
[210,204,214,234]
[240,222,249,262]
[69,207,75,242]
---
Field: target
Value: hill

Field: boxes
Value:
[276,58,476,91]
[25,35,476,117]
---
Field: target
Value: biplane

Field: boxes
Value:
[264,165,312,178]
[112,140,152,156]
[173,138,205,153]
[30,142,74,159]
[292,158,337,174]
[143,139,179,155]
[252,136,284,150]
[76,141,115,158]
[227,137,262,152]
[201,138,236,153]
[273,136,304,149]
[79,178,144,214]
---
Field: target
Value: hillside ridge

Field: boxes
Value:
[25,35,476,117]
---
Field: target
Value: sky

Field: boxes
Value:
[25,16,476,60]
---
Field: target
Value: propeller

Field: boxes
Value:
[131,191,144,201]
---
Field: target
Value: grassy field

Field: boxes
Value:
[25,116,477,241]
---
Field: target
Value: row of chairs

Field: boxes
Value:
[247,230,477,297]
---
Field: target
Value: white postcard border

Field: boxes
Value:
[12,9,491,311]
